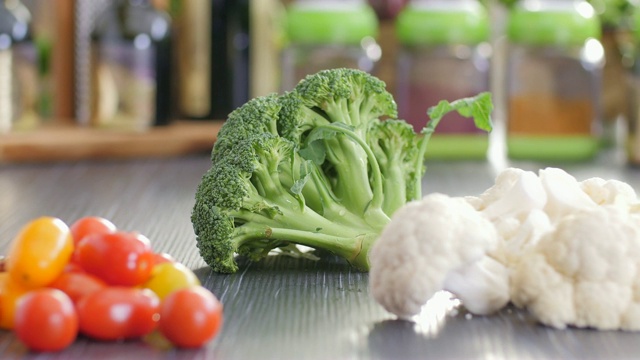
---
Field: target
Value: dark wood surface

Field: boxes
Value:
[1,152,640,359]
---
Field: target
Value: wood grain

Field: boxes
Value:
[0,121,222,163]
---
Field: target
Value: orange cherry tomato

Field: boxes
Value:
[159,286,223,348]
[0,273,30,329]
[14,289,78,352]
[49,271,107,304]
[70,216,117,246]
[6,217,73,289]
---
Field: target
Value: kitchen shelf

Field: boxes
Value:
[0,120,223,163]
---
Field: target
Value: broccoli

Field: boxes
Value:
[192,68,493,273]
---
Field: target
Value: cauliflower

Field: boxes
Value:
[539,168,597,221]
[369,166,640,331]
[369,193,509,319]
[511,206,640,330]
[580,177,638,208]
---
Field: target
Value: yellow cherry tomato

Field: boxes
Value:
[0,272,30,329]
[6,217,74,288]
[144,262,201,300]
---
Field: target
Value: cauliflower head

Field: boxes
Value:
[511,205,640,330]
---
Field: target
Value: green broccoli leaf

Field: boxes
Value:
[425,92,494,134]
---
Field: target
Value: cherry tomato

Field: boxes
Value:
[69,216,117,246]
[49,271,107,304]
[159,286,223,348]
[152,252,175,265]
[14,289,78,352]
[6,217,73,288]
[144,262,201,300]
[75,231,154,286]
[0,273,30,329]
[62,262,84,273]
[76,287,160,341]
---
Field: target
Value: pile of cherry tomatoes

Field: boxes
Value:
[1,216,223,352]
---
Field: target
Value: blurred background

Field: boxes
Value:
[1,0,640,163]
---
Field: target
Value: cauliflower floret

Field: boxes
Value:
[539,168,597,221]
[480,169,546,221]
[476,168,528,207]
[580,177,639,208]
[369,193,508,319]
[495,209,552,266]
[511,206,640,330]
[443,256,509,315]
[473,168,550,266]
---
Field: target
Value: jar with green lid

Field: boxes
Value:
[280,0,381,91]
[505,0,604,161]
[395,0,491,159]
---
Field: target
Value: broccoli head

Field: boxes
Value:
[192,68,493,273]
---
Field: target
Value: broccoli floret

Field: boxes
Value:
[193,132,376,273]
[368,119,422,215]
[192,68,493,273]
[293,69,397,220]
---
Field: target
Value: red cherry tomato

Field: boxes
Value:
[76,287,160,341]
[152,252,175,265]
[159,286,223,348]
[75,232,154,286]
[49,271,107,303]
[70,216,117,246]
[62,262,84,273]
[14,289,78,352]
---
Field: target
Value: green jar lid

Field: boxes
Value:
[286,2,378,45]
[396,1,490,46]
[507,1,601,46]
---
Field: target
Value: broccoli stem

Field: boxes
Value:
[235,195,372,238]
[380,150,407,215]
[411,117,440,201]
[317,123,390,227]
[234,224,377,271]
[308,168,374,230]
[324,139,373,209]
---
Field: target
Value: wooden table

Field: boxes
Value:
[1,151,640,359]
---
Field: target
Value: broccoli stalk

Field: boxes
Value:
[192,68,493,273]
[411,92,494,200]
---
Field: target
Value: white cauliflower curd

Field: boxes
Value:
[511,206,640,330]
[369,193,509,319]
[369,166,640,331]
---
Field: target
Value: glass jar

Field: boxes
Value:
[280,0,381,91]
[505,0,604,161]
[0,0,38,134]
[395,0,491,159]
[625,5,640,165]
[90,0,172,132]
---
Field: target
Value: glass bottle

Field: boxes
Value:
[280,0,381,92]
[0,0,38,134]
[505,0,604,161]
[395,0,491,159]
[90,0,172,132]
